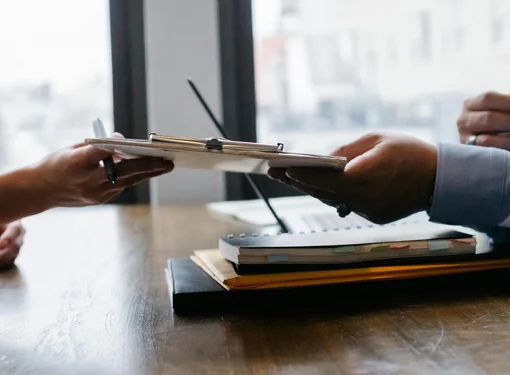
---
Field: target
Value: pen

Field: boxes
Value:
[92,118,117,184]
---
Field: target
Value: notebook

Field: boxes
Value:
[166,257,510,313]
[219,223,477,268]
[192,249,510,291]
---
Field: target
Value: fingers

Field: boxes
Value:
[285,168,347,194]
[111,132,124,139]
[73,144,115,165]
[90,158,174,184]
[267,168,342,201]
[72,132,126,164]
[114,158,174,178]
[267,168,290,184]
[330,133,382,161]
[0,248,18,268]
[114,168,173,189]
[459,134,510,150]
[0,221,24,268]
[98,169,173,203]
[464,92,510,112]
[0,221,24,248]
[110,133,124,161]
[458,110,510,134]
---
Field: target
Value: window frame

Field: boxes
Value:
[109,0,150,204]
[217,0,303,200]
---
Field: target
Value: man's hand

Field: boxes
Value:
[33,133,174,209]
[458,91,510,149]
[267,133,437,224]
[0,221,25,268]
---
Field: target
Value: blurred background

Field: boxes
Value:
[1,0,509,201]
[252,0,510,154]
[0,0,113,173]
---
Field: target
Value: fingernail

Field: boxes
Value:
[267,169,278,180]
[269,172,287,184]
[285,168,299,179]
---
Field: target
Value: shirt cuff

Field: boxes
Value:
[429,143,509,228]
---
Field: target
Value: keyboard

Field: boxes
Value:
[283,211,429,233]
[207,196,430,233]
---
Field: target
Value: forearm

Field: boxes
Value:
[0,166,53,224]
[429,143,510,243]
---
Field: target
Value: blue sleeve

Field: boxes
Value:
[428,143,510,245]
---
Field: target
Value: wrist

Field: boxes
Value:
[26,162,59,211]
[9,165,54,212]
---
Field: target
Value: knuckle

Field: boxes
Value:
[456,114,467,130]
[364,132,383,141]
[480,111,494,128]
[478,91,497,108]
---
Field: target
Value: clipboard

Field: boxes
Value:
[84,134,347,174]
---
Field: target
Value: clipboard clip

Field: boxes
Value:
[205,138,223,151]
[149,133,284,153]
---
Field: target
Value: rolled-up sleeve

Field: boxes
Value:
[429,143,510,230]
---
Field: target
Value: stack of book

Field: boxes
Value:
[165,221,510,311]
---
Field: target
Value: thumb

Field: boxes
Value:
[331,133,382,162]
[111,132,124,139]
[74,132,125,165]
[111,132,124,161]
[74,145,113,165]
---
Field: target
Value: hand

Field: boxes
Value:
[267,133,437,224]
[0,221,25,269]
[457,91,510,149]
[33,133,174,208]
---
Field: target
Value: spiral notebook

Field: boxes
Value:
[218,222,477,273]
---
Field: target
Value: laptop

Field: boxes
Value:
[207,195,430,233]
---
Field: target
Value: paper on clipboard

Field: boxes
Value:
[84,136,347,174]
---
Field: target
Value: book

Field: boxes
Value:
[166,257,510,313]
[218,223,477,267]
[190,249,510,290]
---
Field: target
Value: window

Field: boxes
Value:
[490,0,505,44]
[0,0,113,173]
[492,18,504,44]
[0,0,148,203]
[251,0,510,157]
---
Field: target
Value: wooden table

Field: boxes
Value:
[2,205,510,375]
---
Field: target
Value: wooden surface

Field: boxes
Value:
[2,205,510,375]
